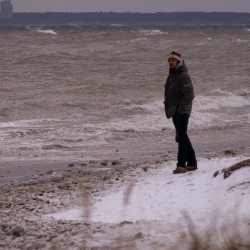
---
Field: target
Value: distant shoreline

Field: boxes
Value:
[1,12,250,26]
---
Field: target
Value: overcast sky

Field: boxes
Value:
[10,0,250,13]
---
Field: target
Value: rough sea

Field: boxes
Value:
[0,25,249,166]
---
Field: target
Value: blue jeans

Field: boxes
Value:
[172,112,197,167]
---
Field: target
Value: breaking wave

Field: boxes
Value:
[37,29,57,35]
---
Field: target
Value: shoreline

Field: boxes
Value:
[1,125,250,186]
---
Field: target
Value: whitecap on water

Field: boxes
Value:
[232,38,248,43]
[37,29,57,35]
[139,29,168,36]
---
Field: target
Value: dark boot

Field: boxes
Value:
[186,165,198,171]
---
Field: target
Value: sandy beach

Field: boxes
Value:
[1,126,250,249]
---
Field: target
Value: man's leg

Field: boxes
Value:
[172,113,189,168]
[186,138,197,167]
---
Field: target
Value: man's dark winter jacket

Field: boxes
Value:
[164,60,194,119]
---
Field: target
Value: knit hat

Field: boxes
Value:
[168,51,181,62]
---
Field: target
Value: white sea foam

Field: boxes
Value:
[109,92,250,132]
[0,119,62,128]
[195,91,250,110]
[232,38,248,43]
[0,92,249,154]
[37,29,57,35]
[106,113,171,133]
[0,119,112,156]
[139,29,168,36]
[131,38,148,42]
[110,24,124,27]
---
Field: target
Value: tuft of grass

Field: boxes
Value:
[80,184,92,220]
[123,182,135,206]
[171,212,250,250]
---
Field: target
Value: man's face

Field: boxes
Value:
[168,58,178,69]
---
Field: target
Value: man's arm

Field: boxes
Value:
[177,73,194,115]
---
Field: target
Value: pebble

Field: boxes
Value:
[135,232,144,239]
[10,225,25,237]
[89,160,98,164]
[100,161,108,166]
[223,148,237,155]
[112,160,121,165]
[46,170,54,175]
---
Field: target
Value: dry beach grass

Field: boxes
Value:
[170,213,250,250]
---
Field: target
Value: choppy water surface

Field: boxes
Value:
[0,25,249,161]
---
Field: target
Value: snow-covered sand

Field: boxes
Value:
[48,156,250,229]
[1,155,250,249]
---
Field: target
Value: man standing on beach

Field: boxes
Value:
[164,51,197,174]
